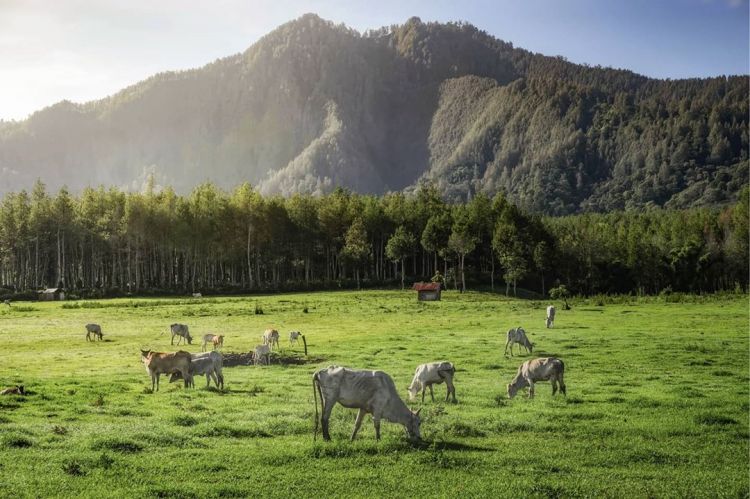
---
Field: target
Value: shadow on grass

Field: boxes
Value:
[309,437,493,458]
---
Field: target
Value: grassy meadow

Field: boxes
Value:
[0,290,748,498]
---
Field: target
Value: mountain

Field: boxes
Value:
[0,14,747,214]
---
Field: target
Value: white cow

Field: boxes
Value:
[170,324,192,345]
[546,305,556,328]
[407,362,457,403]
[504,327,533,356]
[289,331,303,346]
[169,351,224,389]
[253,344,271,366]
[85,323,103,341]
[313,366,421,441]
[192,293,202,298]
[507,357,566,399]
[263,329,280,350]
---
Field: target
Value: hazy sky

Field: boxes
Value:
[1,0,748,121]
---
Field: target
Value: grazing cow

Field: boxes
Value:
[407,362,457,403]
[140,350,192,391]
[202,334,224,352]
[3,299,10,307]
[170,351,224,389]
[313,366,421,441]
[254,344,271,366]
[263,329,280,350]
[0,385,24,395]
[170,324,192,345]
[546,305,556,329]
[504,327,533,356]
[85,323,103,341]
[289,331,303,346]
[507,357,566,399]
[192,293,202,298]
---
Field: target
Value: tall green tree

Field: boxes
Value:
[386,226,415,290]
[342,217,370,289]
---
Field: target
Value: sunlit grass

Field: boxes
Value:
[0,291,747,497]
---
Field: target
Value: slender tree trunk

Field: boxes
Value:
[491,258,495,292]
[56,227,61,287]
[400,258,405,290]
[460,254,466,293]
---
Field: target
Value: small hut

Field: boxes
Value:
[413,282,441,301]
[39,288,65,301]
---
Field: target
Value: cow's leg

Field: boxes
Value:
[504,339,511,356]
[373,416,381,441]
[151,372,156,392]
[429,384,435,402]
[351,408,366,441]
[445,377,456,403]
[559,374,566,396]
[528,382,535,399]
[421,385,426,403]
[552,379,558,395]
[156,373,161,392]
[321,399,335,441]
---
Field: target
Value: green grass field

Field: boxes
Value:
[0,291,747,498]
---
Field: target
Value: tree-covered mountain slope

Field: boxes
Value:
[0,14,746,214]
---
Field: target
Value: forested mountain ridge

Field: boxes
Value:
[0,14,747,214]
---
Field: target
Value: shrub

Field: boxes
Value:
[62,460,86,476]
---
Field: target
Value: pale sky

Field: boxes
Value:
[1,0,748,121]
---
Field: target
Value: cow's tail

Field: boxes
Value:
[312,371,320,441]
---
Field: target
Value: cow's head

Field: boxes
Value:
[527,342,534,353]
[186,334,193,345]
[140,349,152,360]
[406,384,419,401]
[507,383,519,399]
[17,385,24,395]
[406,408,421,441]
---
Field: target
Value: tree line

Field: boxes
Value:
[0,180,746,299]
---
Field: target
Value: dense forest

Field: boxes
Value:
[0,14,747,214]
[0,180,746,300]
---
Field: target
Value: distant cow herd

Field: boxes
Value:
[2,303,565,443]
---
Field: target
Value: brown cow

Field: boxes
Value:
[140,350,192,392]
[202,334,224,352]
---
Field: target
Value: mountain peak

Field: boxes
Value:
[0,16,746,214]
